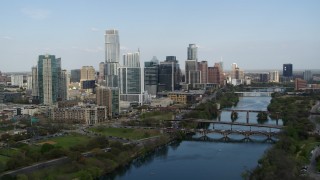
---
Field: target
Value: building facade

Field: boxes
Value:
[269,71,279,83]
[144,57,159,97]
[283,63,293,77]
[96,86,119,117]
[10,75,24,87]
[158,56,181,92]
[70,69,81,83]
[198,61,208,84]
[37,55,61,105]
[105,29,120,88]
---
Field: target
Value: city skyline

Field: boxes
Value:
[1,0,320,72]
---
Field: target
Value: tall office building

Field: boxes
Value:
[283,64,293,77]
[105,29,120,88]
[70,69,81,82]
[36,54,62,105]
[188,44,198,60]
[119,51,143,104]
[158,56,181,92]
[144,57,159,97]
[269,71,279,82]
[185,44,200,85]
[198,61,208,84]
[303,70,312,82]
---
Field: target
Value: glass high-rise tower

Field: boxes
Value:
[37,54,61,105]
[105,29,120,87]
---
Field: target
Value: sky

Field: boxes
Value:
[0,0,320,72]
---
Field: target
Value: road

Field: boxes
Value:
[307,100,320,179]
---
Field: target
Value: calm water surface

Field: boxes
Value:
[105,97,281,180]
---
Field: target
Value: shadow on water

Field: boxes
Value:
[102,141,181,180]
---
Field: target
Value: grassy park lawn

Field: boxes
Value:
[140,111,174,121]
[39,133,91,149]
[89,127,160,140]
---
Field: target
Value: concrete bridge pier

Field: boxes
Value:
[246,111,249,123]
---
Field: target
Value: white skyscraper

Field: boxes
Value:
[187,44,198,60]
[269,71,279,83]
[10,75,24,87]
[105,29,120,87]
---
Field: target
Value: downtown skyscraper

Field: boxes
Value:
[32,54,67,105]
[104,29,120,87]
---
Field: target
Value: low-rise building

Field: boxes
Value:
[50,105,108,125]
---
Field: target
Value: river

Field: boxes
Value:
[105,96,282,180]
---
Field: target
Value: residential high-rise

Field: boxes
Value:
[99,62,105,82]
[198,61,208,84]
[187,44,198,60]
[31,66,38,102]
[185,60,199,84]
[208,63,224,86]
[144,56,159,97]
[58,69,68,101]
[283,64,293,77]
[80,66,95,82]
[10,75,24,87]
[27,75,32,90]
[37,54,61,105]
[80,66,95,90]
[119,51,143,104]
[105,29,120,88]
[158,56,181,92]
[96,86,113,118]
[70,69,81,82]
[269,71,279,82]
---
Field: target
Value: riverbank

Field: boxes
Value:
[249,93,320,179]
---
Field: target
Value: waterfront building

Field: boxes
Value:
[105,29,120,88]
[269,71,279,82]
